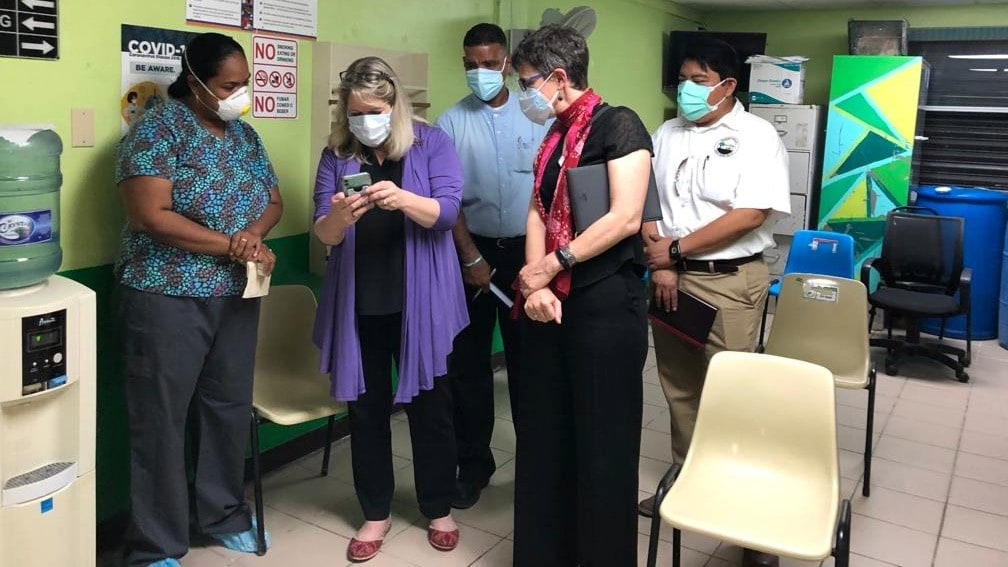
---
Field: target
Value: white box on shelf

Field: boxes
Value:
[747,56,807,105]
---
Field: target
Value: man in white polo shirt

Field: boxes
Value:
[639,37,790,567]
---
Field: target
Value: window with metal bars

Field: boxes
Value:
[909,28,1008,191]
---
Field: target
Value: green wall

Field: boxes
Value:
[1,0,692,523]
[0,0,497,271]
[0,0,495,523]
[502,0,703,130]
[703,4,1008,106]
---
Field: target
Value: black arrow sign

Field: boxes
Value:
[0,0,58,60]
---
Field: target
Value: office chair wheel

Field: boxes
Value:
[956,369,969,383]
[884,361,898,376]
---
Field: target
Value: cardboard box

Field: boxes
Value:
[748,59,806,104]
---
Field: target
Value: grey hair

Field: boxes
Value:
[511,24,589,89]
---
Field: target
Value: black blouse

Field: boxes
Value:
[539,104,654,288]
[355,151,406,315]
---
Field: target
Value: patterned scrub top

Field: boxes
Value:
[115,99,277,297]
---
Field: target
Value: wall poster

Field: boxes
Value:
[186,0,317,39]
[119,24,198,135]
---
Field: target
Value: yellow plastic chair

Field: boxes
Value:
[763,273,876,497]
[646,351,852,567]
[249,285,346,555]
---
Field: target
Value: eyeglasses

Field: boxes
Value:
[339,70,391,84]
[517,73,544,92]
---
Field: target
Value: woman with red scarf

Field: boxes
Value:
[509,24,653,566]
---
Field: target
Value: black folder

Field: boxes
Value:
[566,163,662,234]
[647,290,718,350]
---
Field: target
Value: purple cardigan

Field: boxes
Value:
[312,123,469,403]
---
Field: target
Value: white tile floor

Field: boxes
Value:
[106,332,1008,566]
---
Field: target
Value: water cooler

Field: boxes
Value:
[0,277,96,565]
[0,127,95,565]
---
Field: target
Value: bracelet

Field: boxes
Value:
[461,255,484,269]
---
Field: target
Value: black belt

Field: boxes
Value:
[472,234,526,249]
[678,253,763,274]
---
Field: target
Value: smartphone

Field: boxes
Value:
[341,172,372,197]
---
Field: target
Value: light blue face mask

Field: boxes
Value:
[518,73,558,125]
[466,59,506,101]
[677,79,727,122]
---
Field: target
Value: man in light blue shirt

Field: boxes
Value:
[436,22,549,510]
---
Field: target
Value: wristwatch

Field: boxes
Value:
[668,239,684,266]
[555,245,577,270]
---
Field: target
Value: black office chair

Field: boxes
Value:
[861,207,972,382]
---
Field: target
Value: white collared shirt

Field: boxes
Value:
[651,100,791,261]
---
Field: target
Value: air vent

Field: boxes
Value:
[2,461,77,506]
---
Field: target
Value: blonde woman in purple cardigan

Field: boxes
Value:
[312,56,468,563]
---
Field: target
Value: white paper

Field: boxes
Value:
[186,0,318,38]
[489,283,514,308]
[243,261,272,298]
[745,55,809,64]
[253,0,317,38]
[186,0,243,28]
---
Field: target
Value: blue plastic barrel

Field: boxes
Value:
[1000,228,1008,349]
[0,127,63,290]
[915,186,1008,340]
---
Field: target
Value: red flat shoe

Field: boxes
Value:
[347,536,384,562]
[427,527,460,551]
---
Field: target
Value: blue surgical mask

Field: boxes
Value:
[677,79,727,122]
[518,73,558,125]
[466,59,506,101]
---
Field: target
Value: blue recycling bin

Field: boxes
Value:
[914,186,1008,340]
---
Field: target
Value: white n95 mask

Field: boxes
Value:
[210,86,252,121]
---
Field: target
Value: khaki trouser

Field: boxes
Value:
[652,259,769,463]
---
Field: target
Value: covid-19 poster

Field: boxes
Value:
[120,24,199,136]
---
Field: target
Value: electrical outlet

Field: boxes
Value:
[71,108,95,147]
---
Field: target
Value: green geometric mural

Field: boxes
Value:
[866,170,902,218]
[819,56,925,267]
[836,93,902,143]
[835,131,908,177]
[818,175,861,223]
[827,56,917,100]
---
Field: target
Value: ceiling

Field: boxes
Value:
[674,0,1008,9]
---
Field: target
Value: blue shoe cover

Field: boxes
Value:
[147,560,180,567]
[212,516,271,553]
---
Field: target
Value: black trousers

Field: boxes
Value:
[120,286,258,566]
[511,267,648,567]
[448,234,524,485]
[350,312,456,521]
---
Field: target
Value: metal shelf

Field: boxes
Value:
[919,105,1008,114]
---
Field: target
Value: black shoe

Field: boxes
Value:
[638,495,657,518]
[451,479,484,510]
[742,548,780,567]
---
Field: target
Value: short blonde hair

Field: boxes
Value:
[329,56,416,162]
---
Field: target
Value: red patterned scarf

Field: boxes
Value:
[532,89,602,300]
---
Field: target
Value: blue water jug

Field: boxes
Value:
[0,127,63,290]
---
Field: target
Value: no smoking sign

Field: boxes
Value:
[251,35,297,119]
